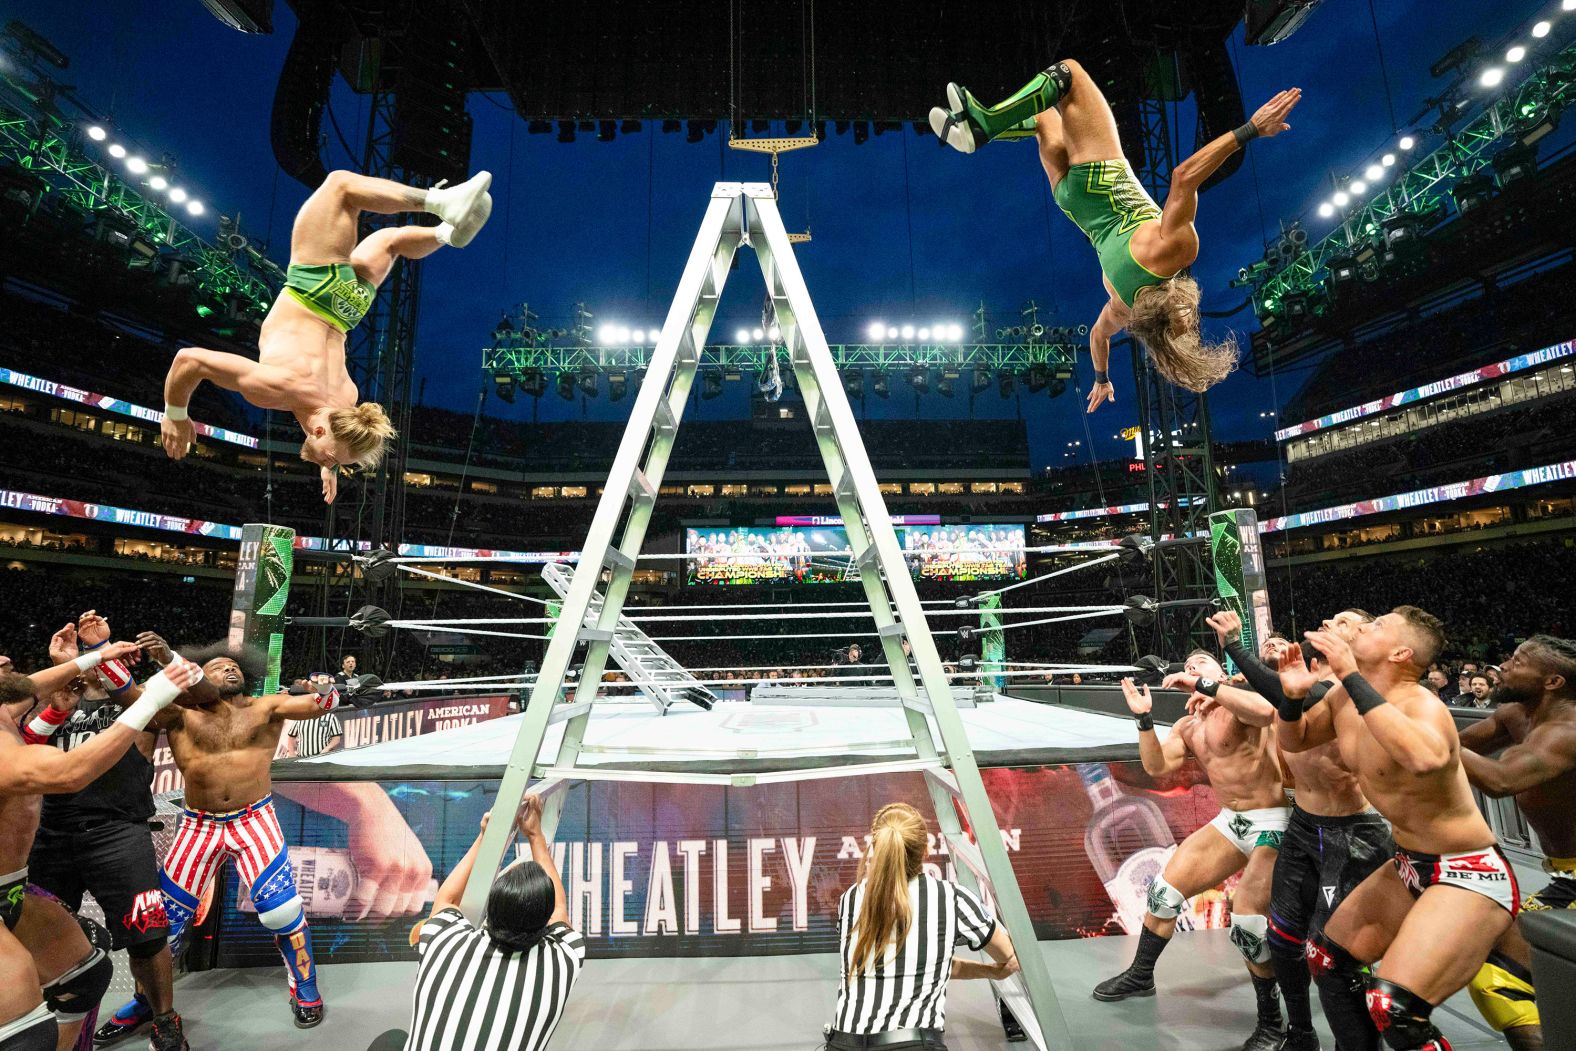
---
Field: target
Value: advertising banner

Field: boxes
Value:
[684,524,1027,586]
[0,365,260,447]
[209,758,1237,969]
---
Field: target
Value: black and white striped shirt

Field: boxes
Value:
[405,908,585,1051]
[834,875,996,1034]
[287,713,342,758]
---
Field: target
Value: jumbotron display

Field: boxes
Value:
[684,524,1027,586]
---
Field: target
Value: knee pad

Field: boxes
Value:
[125,935,167,962]
[158,871,199,952]
[1306,931,1367,991]
[1467,955,1539,1034]
[42,948,111,1023]
[1145,875,1187,920]
[250,850,306,936]
[1367,977,1449,1051]
[1229,913,1272,964]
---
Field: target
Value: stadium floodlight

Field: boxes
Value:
[168,186,187,203]
[1507,45,1526,63]
[735,328,751,343]
[767,325,781,341]
[615,326,631,344]
[948,323,965,341]
[126,156,148,174]
[1333,190,1350,206]
[751,327,765,341]
[1365,164,1383,181]
[86,125,107,141]
[1349,180,1367,194]
[1533,20,1552,38]
[1480,67,1505,88]
[149,175,167,190]
[1399,134,1416,150]
[108,143,126,158]
[631,329,645,344]
[1565,0,1576,13]
[1318,202,1335,218]
[186,200,204,216]
[1382,153,1396,167]
[900,324,915,340]
[885,326,898,339]
[597,324,615,345]
[867,321,885,341]
[917,327,931,340]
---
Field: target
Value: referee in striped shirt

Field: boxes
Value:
[404,794,583,1051]
[829,803,1020,1050]
[286,676,343,757]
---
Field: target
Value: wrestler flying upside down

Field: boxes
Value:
[930,62,1300,410]
[160,169,494,502]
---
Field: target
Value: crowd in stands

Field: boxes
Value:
[1286,262,1575,423]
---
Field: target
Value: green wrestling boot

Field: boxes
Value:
[931,63,1073,154]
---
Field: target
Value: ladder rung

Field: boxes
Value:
[944,830,990,882]
[652,401,677,434]
[923,766,962,801]
[628,469,658,504]
[853,545,881,571]
[834,471,856,502]
[813,401,833,434]
[548,701,595,725]
[603,548,636,572]
[878,622,907,639]
[578,627,615,643]
[900,693,933,717]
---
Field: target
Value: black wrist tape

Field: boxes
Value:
[1341,672,1388,715]
[1135,712,1154,732]
[1094,369,1110,384]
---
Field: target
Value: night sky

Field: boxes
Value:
[9,1,1549,469]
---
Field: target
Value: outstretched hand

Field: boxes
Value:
[1206,609,1242,646]
[1120,677,1153,716]
[320,466,339,505]
[1250,88,1301,139]
[1276,642,1318,700]
[48,623,78,666]
[1086,382,1115,414]
[1303,628,1357,678]
[161,415,195,460]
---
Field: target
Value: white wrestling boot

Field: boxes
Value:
[424,171,493,247]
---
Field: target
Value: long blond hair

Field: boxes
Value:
[327,402,397,467]
[1128,276,1238,392]
[848,802,927,978]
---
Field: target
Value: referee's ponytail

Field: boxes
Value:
[484,860,556,954]
[849,802,927,978]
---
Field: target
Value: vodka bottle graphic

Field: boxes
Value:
[236,846,438,919]
[1077,763,1194,934]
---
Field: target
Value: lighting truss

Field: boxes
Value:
[0,65,279,317]
[483,340,1078,375]
[1249,39,1576,325]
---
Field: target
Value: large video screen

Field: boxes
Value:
[684,523,1027,586]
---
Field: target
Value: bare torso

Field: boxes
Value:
[0,717,42,873]
[1177,704,1286,811]
[1494,703,1576,857]
[1282,676,1369,816]
[255,294,358,421]
[1130,218,1198,277]
[165,695,287,811]
[1332,684,1491,854]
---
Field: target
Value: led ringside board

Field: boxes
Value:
[1208,508,1272,673]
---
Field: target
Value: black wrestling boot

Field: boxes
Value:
[148,1012,190,1051]
[1278,1026,1322,1051]
[1241,973,1285,1051]
[292,996,325,1029]
[1093,927,1165,1001]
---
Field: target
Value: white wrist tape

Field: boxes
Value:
[115,669,183,732]
[164,403,189,422]
[72,652,105,674]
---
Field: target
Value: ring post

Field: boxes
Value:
[230,524,297,695]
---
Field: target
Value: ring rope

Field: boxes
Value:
[388,604,1120,628]
[972,551,1121,599]
[385,543,1106,564]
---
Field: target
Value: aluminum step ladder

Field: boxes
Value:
[462,183,1072,1049]
[540,561,716,713]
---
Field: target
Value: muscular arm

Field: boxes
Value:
[164,347,295,409]
[1213,683,1275,727]
[528,823,569,927]
[1139,715,1192,777]
[266,689,340,721]
[1086,297,1125,413]
[1275,695,1336,753]
[1164,89,1299,241]
[1461,721,1576,798]
[1458,706,1516,754]
[0,726,143,795]
[1353,686,1454,775]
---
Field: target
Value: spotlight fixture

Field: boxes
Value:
[149,175,167,191]
[701,369,724,399]
[1364,164,1383,181]
[971,367,992,395]
[1024,364,1049,393]
[108,143,126,158]
[126,156,148,174]
[609,372,628,401]
[186,200,204,216]
[1533,20,1552,38]
[900,324,915,340]
[997,370,1015,397]
[1332,190,1350,207]
[767,325,781,341]
[169,187,188,203]
[844,369,864,399]
[908,366,928,394]
[556,371,577,400]
[493,372,516,403]
[86,125,107,141]
[735,328,751,343]
[1480,67,1505,89]
[1399,135,1416,150]
[936,376,955,398]
[885,326,898,339]
[867,321,885,341]
[1452,171,1496,214]
[917,327,930,340]
[1382,153,1396,167]
[872,372,890,399]
[577,370,599,398]
[1493,142,1538,185]
[751,327,765,341]
[521,369,546,398]
[1317,202,1335,218]
[1506,45,1526,63]
[1349,179,1367,195]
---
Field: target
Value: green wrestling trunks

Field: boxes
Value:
[1052,158,1172,307]
[283,263,376,333]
